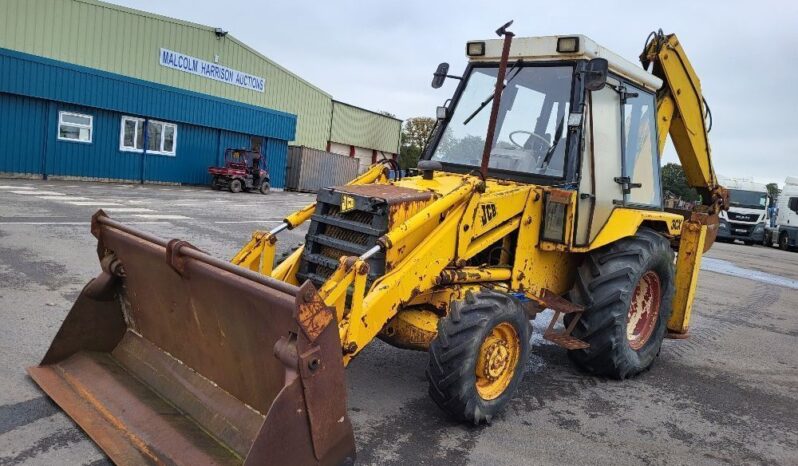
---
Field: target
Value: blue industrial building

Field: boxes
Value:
[0,0,401,188]
[0,48,296,187]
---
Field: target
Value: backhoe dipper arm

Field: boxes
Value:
[641,31,726,336]
[641,31,726,212]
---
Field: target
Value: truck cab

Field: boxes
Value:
[716,176,768,245]
[764,176,798,250]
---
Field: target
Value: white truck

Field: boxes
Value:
[716,176,769,245]
[763,176,798,251]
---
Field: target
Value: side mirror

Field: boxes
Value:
[436,106,447,120]
[584,58,608,91]
[432,63,449,89]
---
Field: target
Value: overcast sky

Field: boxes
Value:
[111,0,797,185]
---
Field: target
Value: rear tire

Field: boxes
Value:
[211,176,221,190]
[229,179,242,193]
[259,182,270,195]
[427,290,529,425]
[566,227,674,379]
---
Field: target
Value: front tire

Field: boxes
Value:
[427,290,529,425]
[566,227,674,379]
[779,232,789,251]
[259,182,270,195]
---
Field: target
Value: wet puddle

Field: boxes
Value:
[701,257,798,290]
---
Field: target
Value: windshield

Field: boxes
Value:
[728,189,767,209]
[431,65,573,178]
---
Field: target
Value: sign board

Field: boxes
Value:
[159,48,265,93]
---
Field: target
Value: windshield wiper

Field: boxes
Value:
[462,60,523,125]
[539,115,565,170]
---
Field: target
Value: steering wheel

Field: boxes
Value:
[508,130,551,150]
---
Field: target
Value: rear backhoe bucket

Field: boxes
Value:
[27,211,355,466]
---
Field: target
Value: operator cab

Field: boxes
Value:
[424,34,666,245]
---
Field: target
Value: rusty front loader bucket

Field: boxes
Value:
[27,211,355,466]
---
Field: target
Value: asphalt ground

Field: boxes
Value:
[0,178,796,465]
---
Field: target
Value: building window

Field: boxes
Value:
[58,111,92,143]
[121,116,144,151]
[120,116,177,156]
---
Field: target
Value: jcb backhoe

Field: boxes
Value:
[29,24,725,465]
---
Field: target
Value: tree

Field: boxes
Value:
[399,117,436,169]
[766,182,780,199]
[661,163,700,201]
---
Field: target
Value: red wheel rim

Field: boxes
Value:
[626,271,661,350]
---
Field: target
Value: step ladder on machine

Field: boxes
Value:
[538,289,590,350]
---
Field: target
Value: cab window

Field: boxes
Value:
[623,85,661,206]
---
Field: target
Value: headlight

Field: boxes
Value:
[557,37,580,53]
[466,41,485,57]
[754,223,765,232]
[542,197,567,242]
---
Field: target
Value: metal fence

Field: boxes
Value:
[285,146,359,193]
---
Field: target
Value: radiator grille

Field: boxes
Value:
[297,190,388,288]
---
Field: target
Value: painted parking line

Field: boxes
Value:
[36,196,93,201]
[102,207,155,213]
[213,220,283,224]
[0,221,168,225]
[66,201,122,206]
[10,190,65,195]
[129,214,190,219]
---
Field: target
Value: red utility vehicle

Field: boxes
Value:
[208,148,271,194]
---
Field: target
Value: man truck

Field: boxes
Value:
[716,176,769,245]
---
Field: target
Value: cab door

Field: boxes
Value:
[576,76,624,245]
[621,83,662,207]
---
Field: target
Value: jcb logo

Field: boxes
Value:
[480,203,497,225]
[671,218,682,231]
[341,194,356,213]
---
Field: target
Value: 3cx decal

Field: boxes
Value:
[671,218,683,230]
[480,203,497,225]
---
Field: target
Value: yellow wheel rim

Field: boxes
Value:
[475,322,521,401]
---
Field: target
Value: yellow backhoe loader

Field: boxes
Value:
[28,24,725,465]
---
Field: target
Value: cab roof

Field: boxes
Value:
[467,35,663,92]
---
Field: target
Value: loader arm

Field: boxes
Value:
[640,31,727,335]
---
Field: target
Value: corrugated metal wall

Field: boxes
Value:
[0,0,403,156]
[330,101,401,154]
[47,103,141,180]
[0,95,285,186]
[0,93,47,176]
[265,139,289,189]
[0,0,332,149]
[0,49,296,141]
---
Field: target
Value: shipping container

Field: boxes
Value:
[286,146,358,193]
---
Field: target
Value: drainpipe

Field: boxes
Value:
[141,119,149,184]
